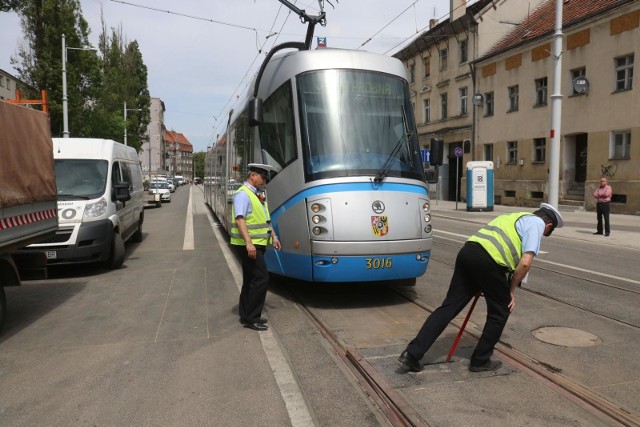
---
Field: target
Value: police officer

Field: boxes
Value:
[230,163,281,331]
[399,203,564,372]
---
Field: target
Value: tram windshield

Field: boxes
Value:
[298,69,424,182]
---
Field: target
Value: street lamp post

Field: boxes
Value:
[61,34,97,138]
[123,101,142,146]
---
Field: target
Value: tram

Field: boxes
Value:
[205,49,434,284]
[205,2,433,284]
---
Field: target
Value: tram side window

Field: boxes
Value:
[260,82,297,172]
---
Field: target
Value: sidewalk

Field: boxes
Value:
[429,199,640,250]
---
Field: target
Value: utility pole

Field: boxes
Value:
[548,0,563,208]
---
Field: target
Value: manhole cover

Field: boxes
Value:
[532,326,601,347]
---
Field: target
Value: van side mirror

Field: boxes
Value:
[248,97,263,127]
[113,182,131,202]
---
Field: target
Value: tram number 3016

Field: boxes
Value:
[365,257,393,269]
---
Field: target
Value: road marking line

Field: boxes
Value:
[183,186,194,250]
[205,207,314,427]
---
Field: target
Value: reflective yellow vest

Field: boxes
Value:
[230,185,271,246]
[467,212,531,271]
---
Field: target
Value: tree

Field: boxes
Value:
[11,0,100,137]
[193,151,206,180]
[10,1,150,151]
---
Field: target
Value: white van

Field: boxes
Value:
[26,138,144,269]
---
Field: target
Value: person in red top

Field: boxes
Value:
[593,176,612,236]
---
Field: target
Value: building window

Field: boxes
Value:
[0,76,4,87]
[409,63,415,84]
[439,48,448,70]
[571,67,586,95]
[440,93,448,120]
[508,85,519,112]
[484,144,493,161]
[507,141,518,164]
[459,39,468,64]
[611,131,631,159]
[423,98,431,123]
[459,87,468,116]
[424,57,430,78]
[484,92,494,117]
[535,77,548,106]
[533,138,546,163]
[615,54,634,91]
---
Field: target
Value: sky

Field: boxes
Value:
[0,0,461,152]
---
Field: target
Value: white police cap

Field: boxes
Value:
[539,203,564,228]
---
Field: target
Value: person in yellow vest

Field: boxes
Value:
[399,203,564,372]
[230,163,281,331]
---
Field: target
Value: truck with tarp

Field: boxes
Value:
[0,101,58,331]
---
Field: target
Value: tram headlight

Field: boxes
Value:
[422,202,430,212]
[312,215,322,224]
[310,203,323,213]
[424,214,431,223]
[424,225,432,233]
[312,226,324,235]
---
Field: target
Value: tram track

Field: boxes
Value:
[287,286,430,427]
[286,279,640,426]
[392,289,640,426]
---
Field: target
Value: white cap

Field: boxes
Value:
[539,203,564,228]
[247,163,273,181]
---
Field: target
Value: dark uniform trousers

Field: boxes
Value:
[406,242,511,365]
[233,244,269,323]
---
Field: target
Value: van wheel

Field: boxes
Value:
[107,233,125,269]
[0,287,6,332]
[132,217,143,243]
[156,201,161,208]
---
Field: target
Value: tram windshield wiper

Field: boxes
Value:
[374,104,412,183]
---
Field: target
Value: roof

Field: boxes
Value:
[483,0,636,58]
[393,0,494,61]
[164,130,193,152]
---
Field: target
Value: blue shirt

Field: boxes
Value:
[232,182,257,218]
[515,215,545,255]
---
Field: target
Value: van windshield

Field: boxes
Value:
[56,159,108,199]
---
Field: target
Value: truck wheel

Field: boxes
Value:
[156,201,161,208]
[107,233,125,269]
[0,287,6,332]
[132,215,143,243]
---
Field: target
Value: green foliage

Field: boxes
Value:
[10,0,151,152]
[193,151,206,180]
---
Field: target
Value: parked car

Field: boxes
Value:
[166,180,176,192]
[149,182,171,202]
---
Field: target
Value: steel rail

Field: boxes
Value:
[396,289,640,426]
[289,288,430,427]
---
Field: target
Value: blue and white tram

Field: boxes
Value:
[205,48,433,284]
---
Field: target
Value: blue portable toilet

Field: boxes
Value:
[466,161,494,212]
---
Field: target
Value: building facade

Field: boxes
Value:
[394,0,546,201]
[474,0,639,213]
[165,130,193,180]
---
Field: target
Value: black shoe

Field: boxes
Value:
[243,322,268,331]
[593,232,603,235]
[398,350,422,372]
[469,359,502,372]
[605,233,610,237]
[240,317,267,324]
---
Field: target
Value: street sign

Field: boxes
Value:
[454,146,463,157]
[420,149,431,163]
